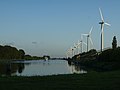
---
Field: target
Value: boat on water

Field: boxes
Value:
[44,57,49,61]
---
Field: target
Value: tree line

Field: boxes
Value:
[0,45,50,60]
[0,45,25,60]
[24,55,50,60]
[71,36,120,71]
[72,36,118,61]
[98,36,120,62]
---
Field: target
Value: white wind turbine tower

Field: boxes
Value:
[83,27,93,52]
[99,8,111,52]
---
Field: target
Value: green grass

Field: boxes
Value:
[0,70,120,90]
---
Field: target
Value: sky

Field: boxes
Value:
[0,0,120,58]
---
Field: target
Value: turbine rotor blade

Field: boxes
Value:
[77,40,81,45]
[83,42,87,46]
[82,34,88,36]
[77,42,80,48]
[70,47,73,50]
[89,26,93,35]
[89,38,93,46]
[99,8,104,21]
[74,43,77,47]
[104,22,111,26]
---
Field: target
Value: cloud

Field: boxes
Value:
[32,42,37,44]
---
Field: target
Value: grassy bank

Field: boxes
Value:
[78,60,120,71]
[0,70,120,90]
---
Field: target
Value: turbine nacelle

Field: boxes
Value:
[99,21,104,24]
[87,35,90,37]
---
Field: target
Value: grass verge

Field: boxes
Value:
[0,70,120,90]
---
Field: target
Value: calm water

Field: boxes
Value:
[0,60,87,76]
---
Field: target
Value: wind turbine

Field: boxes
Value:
[66,51,69,58]
[99,8,111,52]
[70,46,75,57]
[73,43,78,55]
[66,49,71,58]
[74,40,81,54]
[66,47,73,58]
[77,35,87,53]
[83,27,93,52]
[77,40,80,54]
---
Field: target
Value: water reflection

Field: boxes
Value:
[0,60,87,76]
[18,63,25,74]
[67,60,87,74]
[0,62,25,76]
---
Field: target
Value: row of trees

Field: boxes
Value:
[72,36,119,62]
[24,55,50,60]
[0,45,25,60]
[98,47,120,62]
[0,45,50,60]
[98,36,120,62]
[70,36,120,71]
[72,49,97,61]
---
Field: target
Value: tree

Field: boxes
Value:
[0,45,26,60]
[112,36,117,49]
[24,55,32,60]
[19,49,25,59]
